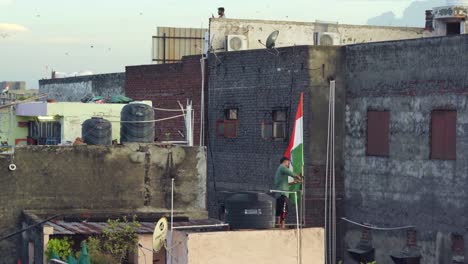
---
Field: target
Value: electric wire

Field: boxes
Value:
[341,217,415,231]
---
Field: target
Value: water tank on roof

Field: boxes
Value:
[225,192,276,229]
[82,117,112,145]
[120,103,154,143]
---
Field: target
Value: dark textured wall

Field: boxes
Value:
[206,46,345,228]
[343,35,468,264]
[0,145,206,264]
[125,56,207,145]
[39,73,125,102]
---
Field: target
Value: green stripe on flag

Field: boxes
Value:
[289,144,303,205]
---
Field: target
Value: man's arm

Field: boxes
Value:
[281,166,303,182]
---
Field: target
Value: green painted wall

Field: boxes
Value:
[0,107,29,146]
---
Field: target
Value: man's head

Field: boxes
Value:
[280,157,290,168]
[218,7,225,17]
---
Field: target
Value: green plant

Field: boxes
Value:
[101,216,141,263]
[45,237,73,261]
[75,237,117,264]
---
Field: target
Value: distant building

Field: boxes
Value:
[0,89,38,105]
[0,100,151,147]
[424,4,468,36]
[152,27,208,64]
[0,81,36,105]
[0,81,26,91]
[39,72,125,102]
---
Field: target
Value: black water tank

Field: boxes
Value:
[225,192,275,229]
[82,117,112,145]
[120,103,155,143]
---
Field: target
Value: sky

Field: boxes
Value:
[0,0,452,88]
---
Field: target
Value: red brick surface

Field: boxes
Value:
[125,56,207,144]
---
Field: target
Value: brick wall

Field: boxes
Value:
[125,56,207,145]
[207,46,345,228]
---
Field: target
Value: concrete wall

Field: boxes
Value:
[171,228,324,264]
[125,56,207,145]
[39,73,125,102]
[206,46,345,228]
[0,145,207,263]
[209,18,424,51]
[343,35,468,263]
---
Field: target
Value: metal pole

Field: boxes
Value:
[324,82,332,264]
[185,102,193,146]
[169,178,174,264]
[163,33,166,64]
[295,192,300,264]
[200,58,206,146]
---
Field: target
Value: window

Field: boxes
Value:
[224,108,238,120]
[366,111,390,156]
[431,110,456,160]
[216,108,238,138]
[446,22,461,35]
[262,109,287,140]
[272,110,287,139]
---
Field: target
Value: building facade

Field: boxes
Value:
[39,72,125,102]
[206,46,345,228]
[343,34,468,263]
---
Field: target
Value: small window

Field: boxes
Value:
[431,110,456,160]
[446,22,461,35]
[273,110,287,122]
[272,110,287,140]
[262,122,273,139]
[224,108,238,120]
[273,122,286,139]
[216,120,237,138]
[366,111,390,156]
[451,234,464,258]
[224,120,238,138]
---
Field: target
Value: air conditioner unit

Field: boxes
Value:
[315,32,341,46]
[226,35,248,51]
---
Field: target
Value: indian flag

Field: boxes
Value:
[284,92,304,204]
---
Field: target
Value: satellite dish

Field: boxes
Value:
[152,217,168,252]
[266,30,279,49]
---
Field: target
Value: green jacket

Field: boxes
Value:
[274,165,295,198]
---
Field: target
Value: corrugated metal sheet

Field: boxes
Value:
[47,219,224,235]
[152,27,207,63]
[366,111,390,156]
[431,110,456,160]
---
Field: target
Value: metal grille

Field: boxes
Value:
[152,27,207,64]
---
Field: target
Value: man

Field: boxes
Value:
[274,157,302,229]
[215,7,225,18]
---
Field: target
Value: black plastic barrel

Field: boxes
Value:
[225,192,275,229]
[82,117,112,145]
[120,103,155,143]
